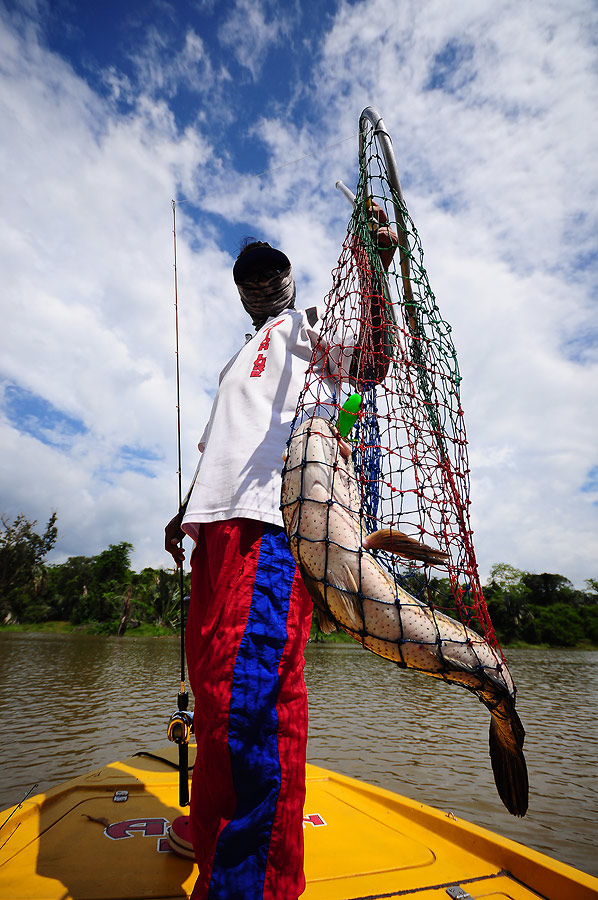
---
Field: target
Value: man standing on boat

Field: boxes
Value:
[165,216,395,900]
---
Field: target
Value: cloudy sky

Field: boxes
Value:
[1,0,596,587]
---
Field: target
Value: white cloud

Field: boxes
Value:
[218,0,288,80]
[129,25,228,100]
[0,13,245,567]
[305,0,598,584]
[0,0,596,590]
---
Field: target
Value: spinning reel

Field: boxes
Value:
[167,689,194,807]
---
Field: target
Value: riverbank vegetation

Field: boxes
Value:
[0,513,189,636]
[1,513,596,647]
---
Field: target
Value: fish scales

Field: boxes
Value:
[281,415,529,817]
[282,417,505,680]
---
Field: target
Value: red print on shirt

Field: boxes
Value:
[250,319,284,377]
[250,354,267,377]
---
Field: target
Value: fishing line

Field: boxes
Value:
[252,131,362,179]
[166,198,193,808]
[172,198,185,693]
[173,130,364,207]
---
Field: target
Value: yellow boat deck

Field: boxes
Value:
[0,745,596,899]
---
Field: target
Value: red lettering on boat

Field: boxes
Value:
[104,817,169,840]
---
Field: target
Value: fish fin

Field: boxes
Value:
[488,701,529,817]
[299,568,337,634]
[363,528,448,567]
[316,607,337,635]
[324,567,364,633]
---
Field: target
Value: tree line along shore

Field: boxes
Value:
[1,513,597,648]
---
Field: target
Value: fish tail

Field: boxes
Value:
[488,698,529,817]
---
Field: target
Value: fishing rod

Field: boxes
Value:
[0,782,39,852]
[166,199,193,807]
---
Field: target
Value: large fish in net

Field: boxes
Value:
[281,108,528,817]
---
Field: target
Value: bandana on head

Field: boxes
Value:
[236,266,296,328]
[233,243,296,329]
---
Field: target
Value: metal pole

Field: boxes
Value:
[358,108,416,334]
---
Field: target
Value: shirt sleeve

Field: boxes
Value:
[308,304,356,382]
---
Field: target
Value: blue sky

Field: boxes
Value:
[1,0,596,585]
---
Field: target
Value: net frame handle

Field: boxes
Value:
[336,107,409,331]
[358,107,407,211]
[358,107,415,327]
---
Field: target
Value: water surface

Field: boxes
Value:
[0,633,596,877]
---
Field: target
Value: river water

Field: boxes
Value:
[0,632,596,877]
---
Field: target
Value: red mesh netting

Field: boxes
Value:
[280,117,528,816]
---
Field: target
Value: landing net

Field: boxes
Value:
[287,111,499,656]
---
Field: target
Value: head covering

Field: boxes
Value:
[233,242,296,329]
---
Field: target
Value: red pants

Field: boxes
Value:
[186,519,313,900]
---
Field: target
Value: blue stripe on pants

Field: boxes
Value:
[208,524,295,899]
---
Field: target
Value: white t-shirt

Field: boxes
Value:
[182,307,353,540]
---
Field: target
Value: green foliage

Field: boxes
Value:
[582,578,598,605]
[580,605,598,643]
[2,510,596,646]
[520,572,576,607]
[485,563,532,644]
[129,566,190,630]
[46,542,133,625]
[0,511,186,633]
[484,564,597,647]
[0,512,58,622]
[519,604,584,647]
